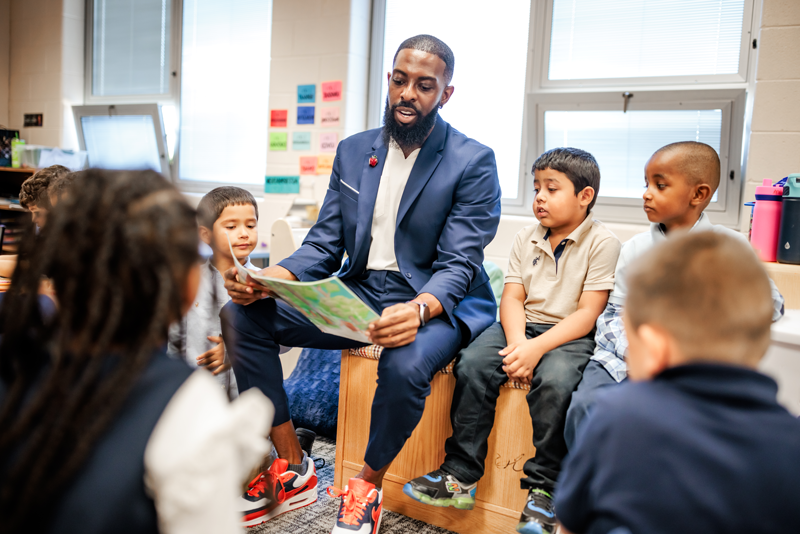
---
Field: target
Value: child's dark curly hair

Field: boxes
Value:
[0,169,200,533]
[18,165,71,209]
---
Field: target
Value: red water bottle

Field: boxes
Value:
[750,179,784,262]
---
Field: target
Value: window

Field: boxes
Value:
[546,0,747,82]
[373,0,531,200]
[87,0,178,100]
[371,0,757,225]
[531,89,745,224]
[86,0,273,190]
[176,0,272,186]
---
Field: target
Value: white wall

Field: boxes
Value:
[742,0,800,230]
[255,0,371,251]
[7,0,83,149]
[0,0,10,127]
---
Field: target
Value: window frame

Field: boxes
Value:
[369,0,761,226]
[83,0,183,106]
[539,0,756,89]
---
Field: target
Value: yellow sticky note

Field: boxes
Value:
[317,154,335,175]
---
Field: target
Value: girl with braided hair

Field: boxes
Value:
[0,169,273,534]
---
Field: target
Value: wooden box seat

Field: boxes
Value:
[334,345,536,534]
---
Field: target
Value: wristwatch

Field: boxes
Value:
[408,300,430,327]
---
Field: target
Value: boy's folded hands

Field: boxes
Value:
[197,335,229,375]
[500,339,546,384]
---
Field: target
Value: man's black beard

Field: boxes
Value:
[382,97,439,150]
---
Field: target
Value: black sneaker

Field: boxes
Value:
[295,428,316,458]
[402,468,477,510]
[516,487,556,534]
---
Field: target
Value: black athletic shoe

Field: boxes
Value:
[296,428,316,458]
[516,487,556,534]
[403,468,477,510]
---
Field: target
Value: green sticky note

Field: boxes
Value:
[293,132,312,151]
[265,176,300,194]
[269,132,288,151]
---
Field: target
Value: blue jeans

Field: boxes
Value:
[221,270,463,470]
[564,360,620,451]
[441,322,594,492]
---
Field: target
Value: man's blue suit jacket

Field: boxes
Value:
[279,116,502,343]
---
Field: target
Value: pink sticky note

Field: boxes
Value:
[320,107,340,127]
[300,156,318,175]
[321,80,342,101]
[320,132,338,152]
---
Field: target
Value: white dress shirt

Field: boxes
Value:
[366,140,420,271]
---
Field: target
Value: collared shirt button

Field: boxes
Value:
[405,272,412,278]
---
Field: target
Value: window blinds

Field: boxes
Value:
[92,0,172,96]
[548,0,746,80]
[544,109,722,199]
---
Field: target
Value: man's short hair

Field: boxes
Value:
[394,34,455,85]
[196,186,259,229]
[47,171,77,201]
[626,231,773,367]
[532,147,601,212]
[19,165,71,209]
[652,141,721,193]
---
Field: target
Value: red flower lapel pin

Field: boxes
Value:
[369,155,378,167]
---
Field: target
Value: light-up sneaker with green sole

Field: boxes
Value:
[403,469,477,510]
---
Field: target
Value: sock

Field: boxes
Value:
[287,453,308,476]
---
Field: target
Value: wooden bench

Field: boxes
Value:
[334,345,536,534]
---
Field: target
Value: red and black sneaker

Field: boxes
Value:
[238,455,318,527]
[327,478,383,534]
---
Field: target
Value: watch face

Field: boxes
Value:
[422,305,431,323]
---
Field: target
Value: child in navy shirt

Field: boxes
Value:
[556,232,800,534]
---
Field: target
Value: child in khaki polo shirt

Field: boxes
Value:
[404,147,621,534]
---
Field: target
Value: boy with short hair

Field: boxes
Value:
[18,164,71,228]
[564,141,785,450]
[168,186,259,399]
[0,165,73,279]
[556,232,800,534]
[405,148,621,534]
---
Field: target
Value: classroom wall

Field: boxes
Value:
[7,0,83,149]
[0,0,10,127]
[742,0,800,231]
[260,0,371,245]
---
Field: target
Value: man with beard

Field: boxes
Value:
[222,34,501,534]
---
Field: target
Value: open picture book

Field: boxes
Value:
[227,234,380,343]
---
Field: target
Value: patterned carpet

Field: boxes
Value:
[250,437,456,534]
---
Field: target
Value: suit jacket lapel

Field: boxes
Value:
[352,131,387,271]
[396,116,447,227]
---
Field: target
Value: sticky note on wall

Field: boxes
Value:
[265,176,300,194]
[300,156,318,175]
[270,109,288,127]
[293,132,312,151]
[297,84,316,103]
[321,80,342,101]
[269,132,288,151]
[297,106,315,125]
[320,132,338,152]
[317,154,335,175]
[320,107,340,127]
